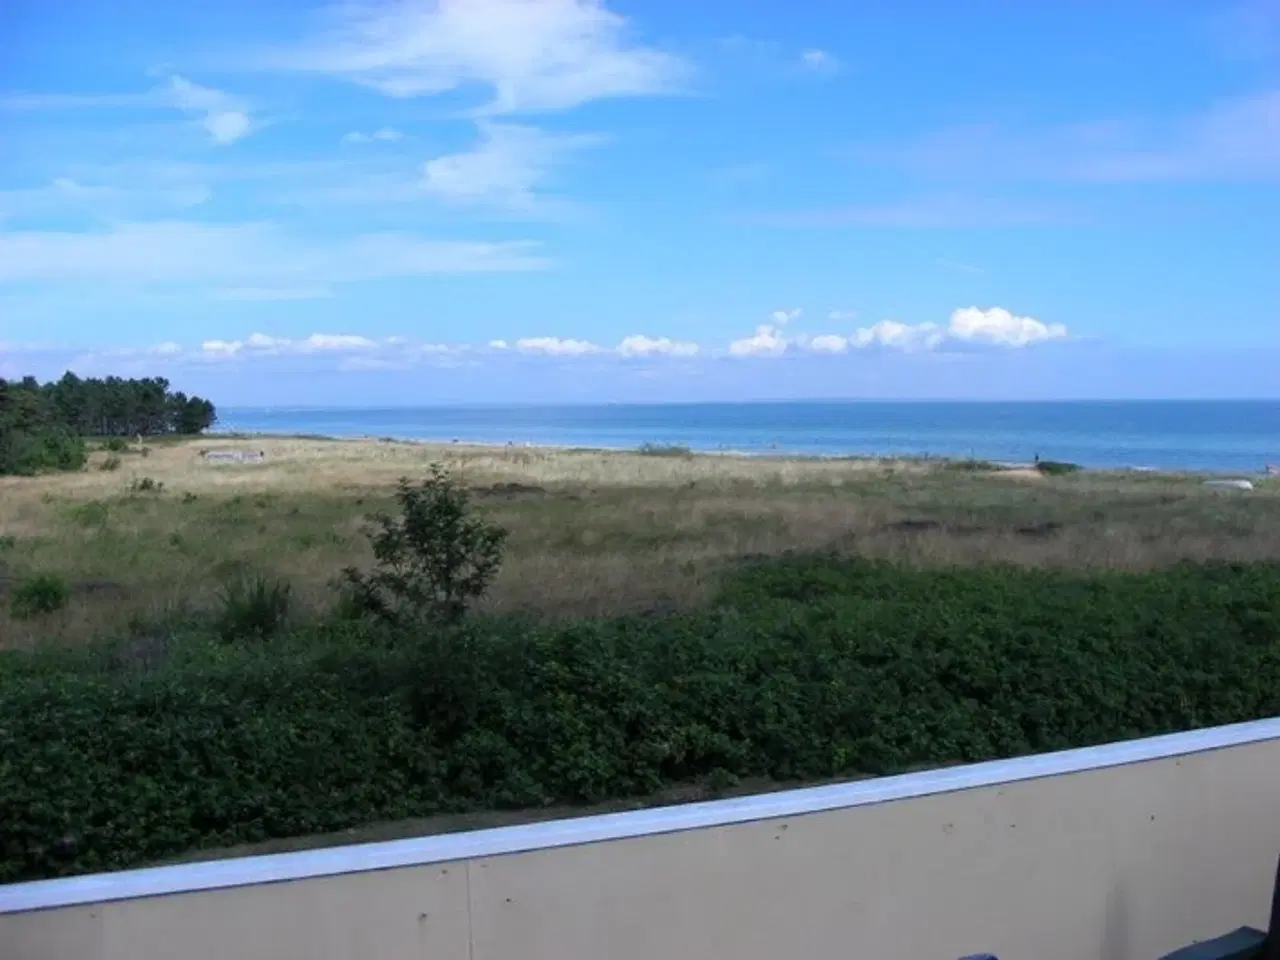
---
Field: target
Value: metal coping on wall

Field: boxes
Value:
[4,717,1280,916]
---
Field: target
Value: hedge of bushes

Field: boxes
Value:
[3,556,1280,882]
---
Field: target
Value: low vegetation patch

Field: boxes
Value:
[127,476,165,495]
[1036,460,1082,476]
[944,458,997,472]
[3,553,1279,882]
[215,573,294,642]
[8,573,71,620]
[637,442,695,458]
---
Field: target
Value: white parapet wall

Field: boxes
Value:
[4,718,1280,960]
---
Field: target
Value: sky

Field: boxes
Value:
[0,0,1277,405]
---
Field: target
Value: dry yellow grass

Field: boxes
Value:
[2,436,1278,647]
[0,435,933,497]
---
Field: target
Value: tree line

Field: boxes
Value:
[0,373,217,476]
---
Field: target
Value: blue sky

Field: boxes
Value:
[1,0,1277,404]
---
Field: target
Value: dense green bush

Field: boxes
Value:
[0,426,87,476]
[2,557,1280,881]
[8,573,71,620]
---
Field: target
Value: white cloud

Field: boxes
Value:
[515,336,603,355]
[799,48,840,74]
[262,0,689,114]
[0,221,552,287]
[726,308,801,356]
[946,306,1067,346]
[718,37,842,79]
[616,334,699,357]
[728,323,789,357]
[726,305,1068,358]
[200,339,243,358]
[423,121,603,210]
[342,127,405,144]
[851,319,946,351]
[34,305,1072,377]
[164,75,253,145]
[129,331,698,364]
[846,308,1066,351]
[1,75,254,145]
[769,307,802,325]
[197,331,382,361]
[301,333,379,351]
[827,309,858,321]
[806,334,848,354]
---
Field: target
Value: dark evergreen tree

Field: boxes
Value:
[0,373,217,475]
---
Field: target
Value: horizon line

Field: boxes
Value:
[217,397,1280,412]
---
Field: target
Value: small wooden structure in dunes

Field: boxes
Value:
[200,449,266,464]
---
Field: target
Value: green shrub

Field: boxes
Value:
[637,443,694,458]
[340,464,508,625]
[214,573,293,641]
[100,437,128,453]
[1036,460,1082,476]
[945,458,996,472]
[9,573,71,619]
[99,455,122,472]
[0,535,16,551]
[128,476,164,494]
[0,427,87,476]
[66,501,110,528]
[4,557,1280,882]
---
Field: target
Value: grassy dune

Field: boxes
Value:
[1,435,1278,646]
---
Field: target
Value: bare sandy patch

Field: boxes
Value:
[992,468,1047,481]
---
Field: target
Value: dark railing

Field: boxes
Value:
[958,854,1279,960]
[1158,853,1278,959]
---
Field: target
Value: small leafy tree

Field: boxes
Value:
[341,464,507,625]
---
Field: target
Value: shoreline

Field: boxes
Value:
[203,429,1267,478]
[209,429,1032,467]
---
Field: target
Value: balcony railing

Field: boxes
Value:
[5,717,1280,960]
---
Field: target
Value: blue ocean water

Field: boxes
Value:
[215,400,1280,473]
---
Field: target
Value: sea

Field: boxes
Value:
[213,400,1280,474]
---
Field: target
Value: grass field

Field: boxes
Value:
[1,434,1278,647]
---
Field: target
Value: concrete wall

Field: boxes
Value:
[5,719,1280,960]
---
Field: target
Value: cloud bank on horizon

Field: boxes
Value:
[0,0,1276,401]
